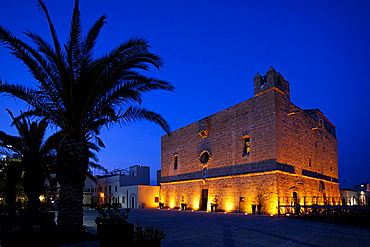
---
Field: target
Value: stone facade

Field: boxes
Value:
[160,67,340,214]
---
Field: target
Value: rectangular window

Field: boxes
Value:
[115,186,118,192]
[122,196,125,204]
[174,155,178,170]
[109,186,111,192]
[243,136,251,156]
[154,197,159,203]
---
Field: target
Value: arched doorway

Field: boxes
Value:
[130,194,136,209]
[292,192,298,205]
[200,189,208,211]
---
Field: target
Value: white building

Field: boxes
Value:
[87,165,160,209]
[340,183,370,206]
[119,185,160,209]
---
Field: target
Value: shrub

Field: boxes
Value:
[95,208,130,225]
[134,224,166,242]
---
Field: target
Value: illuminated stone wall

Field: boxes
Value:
[161,173,280,213]
[160,67,340,214]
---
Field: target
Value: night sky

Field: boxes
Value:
[0,0,369,186]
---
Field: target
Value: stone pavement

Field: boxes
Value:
[82,209,370,247]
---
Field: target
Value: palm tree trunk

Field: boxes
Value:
[3,162,23,214]
[23,156,45,215]
[24,169,45,215]
[56,137,89,234]
[4,189,17,214]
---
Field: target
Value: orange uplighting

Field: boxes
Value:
[160,170,339,185]
[254,86,287,97]
[192,198,200,210]
[225,201,234,212]
[161,169,340,215]
[169,198,175,208]
[100,192,104,198]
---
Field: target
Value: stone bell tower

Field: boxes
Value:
[253,66,290,100]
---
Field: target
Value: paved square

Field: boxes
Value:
[83,209,370,247]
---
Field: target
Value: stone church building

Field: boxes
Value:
[160,67,340,214]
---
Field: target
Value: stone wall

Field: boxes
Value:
[161,89,278,179]
[160,68,340,214]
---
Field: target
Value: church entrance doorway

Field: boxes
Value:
[293,192,298,205]
[200,189,208,211]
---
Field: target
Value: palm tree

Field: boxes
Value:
[0,109,56,215]
[0,0,174,233]
[0,110,108,215]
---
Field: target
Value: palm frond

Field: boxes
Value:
[0,26,60,92]
[80,15,107,73]
[87,141,101,153]
[0,82,49,113]
[37,0,63,60]
[65,0,83,77]
[0,131,24,155]
[88,161,107,174]
[116,106,171,134]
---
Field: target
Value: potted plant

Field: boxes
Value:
[251,204,256,215]
[158,198,164,209]
[256,192,264,215]
[212,195,219,212]
[255,188,269,215]
[133,224,166,247]
[95,208,134,246]
[181,197,187,210]
[257,204,262,215]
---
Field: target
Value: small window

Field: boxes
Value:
[200,152,210,164]
[122,196,125,204]
[198,130,209,138]
[199,150,212,166]
[154,197,159,203]
[243,136,251,156]
[319,181,325,191]
[109,186,111,192]
[115,186,118,192]
[174,155,178,170]
[308,156,312,167]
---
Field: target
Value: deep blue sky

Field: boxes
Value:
[0,0,369,186]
